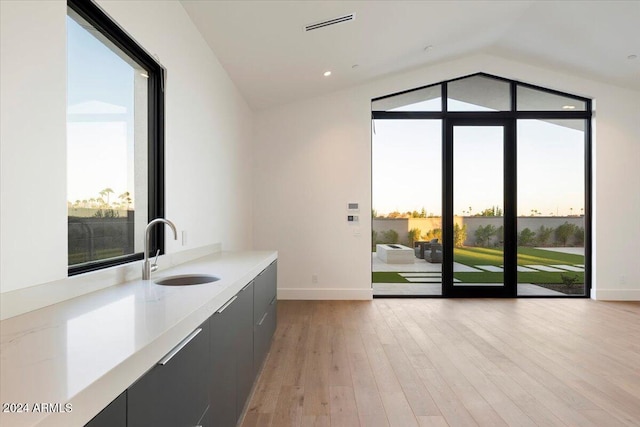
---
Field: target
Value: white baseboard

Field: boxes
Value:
[592,289,640,301]
[277,287,373,300]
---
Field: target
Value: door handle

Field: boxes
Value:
[158,328,202,366]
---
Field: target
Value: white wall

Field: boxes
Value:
[1,1,69,292]
[253,53,640,300]
[0,1,254,296]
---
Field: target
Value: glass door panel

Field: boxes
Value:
[371,120,443,296]
[517,119,586,296]
[453,126,505,287]
[445,121,514,297]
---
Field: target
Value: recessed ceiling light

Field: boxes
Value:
[323,71,332,77]
[628,54,638,60]
[423,45,433,52]
[352,64,359,69]
[562,105,576,110]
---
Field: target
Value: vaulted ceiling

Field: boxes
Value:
[180,0,640,110]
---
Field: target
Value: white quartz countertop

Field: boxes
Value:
[0,250,277,427]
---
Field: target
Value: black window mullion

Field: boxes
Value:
[442,116,453,297]
[504,119,517,297]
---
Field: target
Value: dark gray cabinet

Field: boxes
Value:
[210,280,254,427]
[85,259,277,427]
[210,292,239,427]
[253,261,277,375]
[127,319,210,427]
[235,281,255,418]
[84,391,126,427]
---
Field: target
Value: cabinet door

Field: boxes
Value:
[253,262,277,321]
[265,295,277,343]
[210,295,239,427]
[254,262,277,375]
[128,320,209,427]
[235,281,254,419]
[84,391,126,427]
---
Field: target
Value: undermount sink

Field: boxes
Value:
[154,274,220,286]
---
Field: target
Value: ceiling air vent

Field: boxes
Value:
[304,13,355,32]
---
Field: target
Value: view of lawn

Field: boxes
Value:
[454,246,584,266]
[372,247,584,292]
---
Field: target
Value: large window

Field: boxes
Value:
[67,0,164,275]
[372,73,591,298]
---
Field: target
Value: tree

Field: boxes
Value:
[574,226,585,246]
[100,188,115,207]
[372,209,378,218]
[518,228,536,246]
[387,211,401,218]
[536,225,554,246]
[555,222,578,246]
[119,191,132,210]
[420,207,427,218]
[454,223,467,247]
[478,206,502,217]
[408,228,421,247]
[495,225,504,246]
[474,224,496,247]
[424,228,442,242]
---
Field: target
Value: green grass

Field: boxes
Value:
[453,246,584,266]
[372,246,585,286]
[372,272,410,283]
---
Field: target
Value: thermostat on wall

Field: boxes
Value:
[347,202,359,212]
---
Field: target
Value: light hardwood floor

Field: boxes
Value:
[241,299,640,427]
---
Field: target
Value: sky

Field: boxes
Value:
[66,13,139,206]
[372,102,585,217]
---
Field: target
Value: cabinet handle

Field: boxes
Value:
[216,295,238,313]
[257,312,268,326]
[270,296,277,306]
[241,281,253,292]
[158,328,202,366]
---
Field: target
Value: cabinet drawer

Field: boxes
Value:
[128,320,209,427]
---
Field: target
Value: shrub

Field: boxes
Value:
[518,228,536,246]
[574,226,585,246]
[474,224,496,247]
[424,228,442,242]
[408,228,421,247]
[560,274,579,286]
[381,229,399,244]
[454,223,467,247]
[536,225,554,246]
[495,225,504,246]
[555,222,578,246]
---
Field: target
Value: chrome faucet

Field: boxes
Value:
[143,218,178,280]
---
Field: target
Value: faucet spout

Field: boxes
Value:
[143,218,178,280]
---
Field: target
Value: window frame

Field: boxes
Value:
[67,0,165,276]
[371,73,592,298]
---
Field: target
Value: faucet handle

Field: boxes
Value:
[151,249,160,272]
